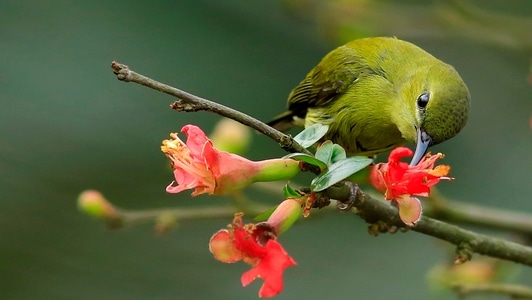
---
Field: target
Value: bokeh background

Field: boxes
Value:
[1,0,531,299]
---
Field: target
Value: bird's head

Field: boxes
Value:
[396,62,470,165]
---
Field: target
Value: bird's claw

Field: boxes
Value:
[336,181,362,212]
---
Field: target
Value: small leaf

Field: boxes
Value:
[315,141,333,165]
[253,206,277,222]
[293,123,329,148]
[283,183,302,198]
[330,144,347,164]
[284,153,327,170]
[311,156,373,192]
[315,141,347,167]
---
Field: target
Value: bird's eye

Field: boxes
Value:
[416,92,430,109]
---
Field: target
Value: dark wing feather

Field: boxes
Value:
[288,45,367,114]
[268,45,367,130]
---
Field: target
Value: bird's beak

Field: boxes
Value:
[410,128,432,166]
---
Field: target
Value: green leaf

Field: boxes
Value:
[330,144,347,164]
[283,153,327,170]
[315,141,348,167]
[310,156,373,192]
[315,141,333,165]
[283,183,302,198]
[253,206,277,222]
[293,123,329,148]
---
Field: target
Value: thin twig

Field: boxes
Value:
[106,200,272,230]
[120,206,237,224]
[110,61,311,155]
[452,283,532,299]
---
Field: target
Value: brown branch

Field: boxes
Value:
[326,183,532,267]
[452,283,532,299]
[426,189,532,237]
[110,61,532,267]
[110,61,310,155]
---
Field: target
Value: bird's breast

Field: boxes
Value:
[306,105,405,156]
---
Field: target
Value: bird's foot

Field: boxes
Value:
[335,181,362,212]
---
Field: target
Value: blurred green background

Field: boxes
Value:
[1,0,531,299]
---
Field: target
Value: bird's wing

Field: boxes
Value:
[287,46,368,117]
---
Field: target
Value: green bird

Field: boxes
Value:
[268,37,470,165]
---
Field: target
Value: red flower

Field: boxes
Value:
[161,125,299,196]
[209,213,297,298]
[370,147,453,225]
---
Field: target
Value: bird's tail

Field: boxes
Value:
[266,110,297,132]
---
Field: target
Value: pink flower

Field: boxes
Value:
[161,125,299,196]
[370,147,453,225]
[209,200,301,297]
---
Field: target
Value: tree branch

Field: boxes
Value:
[110,61,310,155]
[326,183,532,267]
[452,283,532,299]
[426,189,532,236]
[110,61,532,267]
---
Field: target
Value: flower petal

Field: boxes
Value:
[212,213,297,298]
[209,229,243,263]
[388,147,413,162]
[397,196,422,225]
[163,125,300,197]
[240,239,297,298]
[161,129,217,195]
[369,147,452,201]
[181,124,210,157]
[369,164,387,195]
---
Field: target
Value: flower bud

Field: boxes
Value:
[209,118,251,155]
[77,190,117,219]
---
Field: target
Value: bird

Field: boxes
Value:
[267,37,470,165]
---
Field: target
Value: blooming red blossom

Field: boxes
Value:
[209,213,297,298]
[161,125,299,196]
[370,147,453,225]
